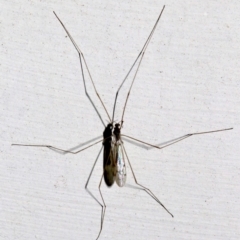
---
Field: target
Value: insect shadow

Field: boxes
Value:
[12,5,233,240]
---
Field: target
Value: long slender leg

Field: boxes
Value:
[83,147,105,239]
[12,134,115,154]
[12,138,103,154]
[97,174,106,240]
[85,146,103,190]
[122,134,200,150]
[122,127,233,150]
[53,12,111,125]
[122,144,173,217]
[111,6,166,123]
[64,135,102,154]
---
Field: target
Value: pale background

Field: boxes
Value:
[1,0,239,239]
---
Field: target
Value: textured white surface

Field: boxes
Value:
[1,1,239,240]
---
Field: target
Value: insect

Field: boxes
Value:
[12,5,233,239]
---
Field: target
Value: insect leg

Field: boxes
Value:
[83,147,105,239]
[111,5,166,124]
[12,138,103,154]
[122,127,233,151]
[53,11,111,125]
[122,144,173,218]
[97,174,106,240]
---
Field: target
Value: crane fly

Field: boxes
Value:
[12,5,233,239]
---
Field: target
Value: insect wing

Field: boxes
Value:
[103,143,116,187]
[114,142,127,187]
[103,124,116,187]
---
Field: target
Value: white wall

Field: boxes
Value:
[1,1,239,239]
